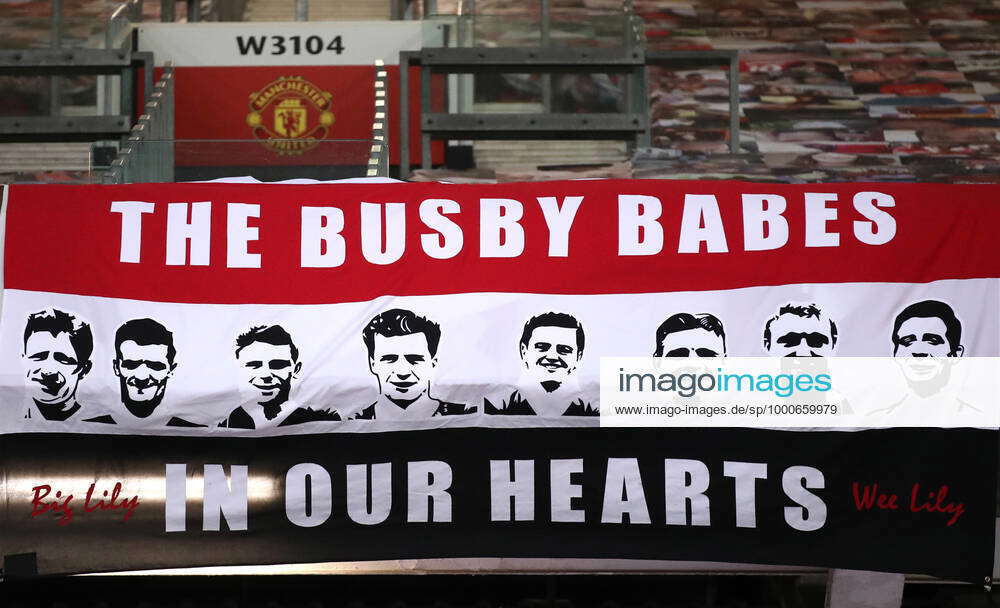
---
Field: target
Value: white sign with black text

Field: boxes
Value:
[137,21,443,67]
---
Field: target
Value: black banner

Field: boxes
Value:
[2,427,994,581]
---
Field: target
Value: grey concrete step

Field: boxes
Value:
[0,142,92,172]
[473,139,627,171]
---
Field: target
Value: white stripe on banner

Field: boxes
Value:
[0,183,7,321]
[1,278,996,436]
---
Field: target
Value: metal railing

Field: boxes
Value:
[426,0,645,51]
[645,50,741,155]
[96,58,393,183]
[0,48,139,141]
[103,66,175,183]
[0,0,142,124]
[160,0,245,22]
[406,0,742,172]
[107,0,143,47]
[162,0,199,22]
[102,0,144,116]
[100,138,381,182]
[399,0,653,177]
[274,0,414,21]
[367,60,390,177]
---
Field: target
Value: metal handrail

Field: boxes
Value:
[368,60,390,177]
[274,0,407,21]
[102,0,143,116]
[160,0,237,22]
[106,0,142,50]
[0,47,139,141]
[104,65,175,184]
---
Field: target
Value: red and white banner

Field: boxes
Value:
[0,181,997,580]
[1,180,998,433]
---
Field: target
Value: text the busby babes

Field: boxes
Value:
[111,191,895,268]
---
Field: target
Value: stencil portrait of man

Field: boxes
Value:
[21,308,94,422]
[889,300,965,398]
[114,318,176,415]
[220,324,340,429]
[763,303,838,357]
[353,309,475,420]
[892,299,965,359]
[869,300,974,418]
[486,312,597,417]
[654,312,727,357]
[79,318,204,428]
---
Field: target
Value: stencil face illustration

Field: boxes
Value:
[890,300,965,390]
[891,301,965,388]
[768,314,835,357]
[112,318,179,418]
[660,327,725,358]
[521,325,580,385]
[895,316,952,358]
[237,341,299,407]
[369,332,435,404]
[654,313,726,359]
[115,341,173,409]
[24,331,84,405]
[895,317,951,384]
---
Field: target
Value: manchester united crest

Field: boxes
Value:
[246,76,335,155]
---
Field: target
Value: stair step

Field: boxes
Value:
[473,139,626,171]
[0,143,92,172]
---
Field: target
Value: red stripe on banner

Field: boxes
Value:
[5,181,1000,304]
